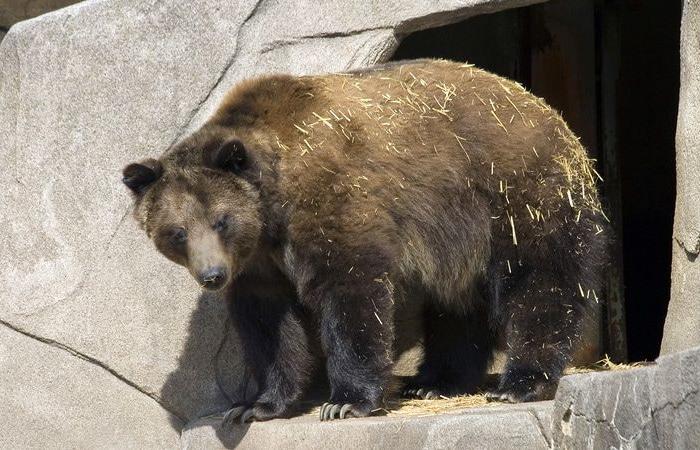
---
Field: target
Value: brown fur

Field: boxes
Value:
[123,59,608,422]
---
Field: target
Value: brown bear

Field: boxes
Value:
[122,59,608,422]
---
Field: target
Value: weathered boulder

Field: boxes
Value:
[662,0,700,355]
[552,345,700,448]
[0,0,548,446]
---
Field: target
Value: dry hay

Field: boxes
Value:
[565,354,649,375]
[382,394,489,417]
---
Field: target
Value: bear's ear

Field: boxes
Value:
[208,139,248,174]
[122,158,163,194]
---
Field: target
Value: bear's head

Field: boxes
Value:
[122,138,262,291]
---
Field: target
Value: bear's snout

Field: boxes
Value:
[198,266,228,290]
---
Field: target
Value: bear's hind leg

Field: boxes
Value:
[487,270,588,403]
[403,302,494,399]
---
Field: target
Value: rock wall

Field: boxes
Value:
[552,346,700,448]
[662,0,700,355]
[0,0,547,447]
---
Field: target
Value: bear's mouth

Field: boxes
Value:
[200,279,227,291]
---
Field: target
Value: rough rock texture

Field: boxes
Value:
[182,402,553,450]
[0,0,548,446]
[0,325,181,449]
[662,0,700,354]
[552,346,700,449]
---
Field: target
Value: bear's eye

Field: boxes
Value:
[213,215,229,233]
[170,228,187,245]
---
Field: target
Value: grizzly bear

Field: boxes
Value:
[122,59,608,422]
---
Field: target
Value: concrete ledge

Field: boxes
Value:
[181,402,553,450]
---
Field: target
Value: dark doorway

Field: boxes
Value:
[390,0,680,362]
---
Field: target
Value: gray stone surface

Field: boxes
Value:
[0,0,549,446]
[552,346,700,449]
[0,324,181,449]
[662,0,700,355]
[182,402,553,450]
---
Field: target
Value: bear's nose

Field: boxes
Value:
[199,267,227,290]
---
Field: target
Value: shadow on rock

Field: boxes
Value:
[160,290,252,442]
[214,422,253,449]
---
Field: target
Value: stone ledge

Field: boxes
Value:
[181,402,553,450]
[182,346,700,449]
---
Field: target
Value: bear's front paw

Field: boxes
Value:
[486,369,557,403]
[487,384,557,403]
[222,401,286,426]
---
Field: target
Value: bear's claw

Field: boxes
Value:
[319,402,368,421]
[485,379,556,403]
[222,402,284,425]
[485,388,535,403]
[402,387,445,400]
[240,408,256,424]
[222,405,248,426]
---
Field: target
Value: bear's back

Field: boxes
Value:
[195,60,606,277]
[240,60,603,235]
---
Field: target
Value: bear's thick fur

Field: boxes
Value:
[123,59,608,422]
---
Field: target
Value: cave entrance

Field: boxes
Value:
[390,0,681,362]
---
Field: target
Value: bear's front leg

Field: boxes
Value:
[223,278,314,425]
[292,242,395,421]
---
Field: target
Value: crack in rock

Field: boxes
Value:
[625,388,699,446]
[569,408,626,440]
[674,235,700,261]
[527,408,552,448]
[0,318,186,427]
[259,26,395,54]
[166,0,266,149]
[563,384,699,447]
